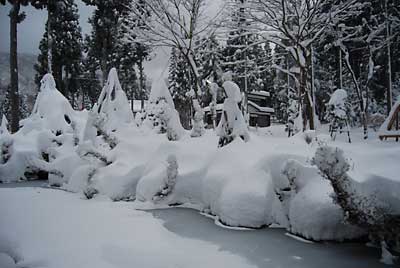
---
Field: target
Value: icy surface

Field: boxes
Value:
[0,184,387,268]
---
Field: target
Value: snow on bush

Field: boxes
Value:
[21,74,77,135]
[0,115,9,135]
[93,68,134,132]
[190,99,205,137]
[144,79,185,140]
[0,73,88,183]
[313,146,400,259]
[217,81,249,147]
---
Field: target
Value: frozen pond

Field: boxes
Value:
[150,208,386,268]
[0,181,388,268]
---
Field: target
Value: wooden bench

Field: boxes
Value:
[379,134,400,141]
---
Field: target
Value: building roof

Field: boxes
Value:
[248,100,274,113]
[248,90,270,97]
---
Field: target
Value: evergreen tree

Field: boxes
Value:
[1,0,47,132]
[34,0,83,106]
[82,0,131,83]
[113,0,152,108]
[168,48,192,129]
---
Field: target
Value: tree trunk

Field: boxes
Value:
[385,0,392,115]
[47,4,53,74]
[9,3,20,133]
[299,64,315,131]
[138,59,145,111]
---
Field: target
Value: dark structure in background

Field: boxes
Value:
[204,90,274,128]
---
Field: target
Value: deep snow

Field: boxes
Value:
[0,183,388,268]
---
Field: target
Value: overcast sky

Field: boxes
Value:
[0,1,93,54]
[0,0,223,81]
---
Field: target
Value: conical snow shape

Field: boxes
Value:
[0,115,9,135]
[21,73,76,134]
[149,78,175,108]
[94,68,133,131]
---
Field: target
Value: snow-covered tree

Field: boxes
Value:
[93,68,134,134]
[131,0,215,136]
[250,0,357,131]
[34,0,83,105]
[145,79,185,141]
[217,79,249,147]
[1,0,48,132]
[313,146,400,264]
[168,47,192,129]
[82,0,131,82]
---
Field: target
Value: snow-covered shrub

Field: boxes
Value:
[153,155,178,202]
[216,81,249,147]
[136,153,179,203]
[20,73,77,135]
[0,115,9,135]
[93,68,134,132]
[190,99,205,137]
[144,80,185,140]
[313,146,400,261]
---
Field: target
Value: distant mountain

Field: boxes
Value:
[0,52,38,112]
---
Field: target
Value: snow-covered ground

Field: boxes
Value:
[1,73,399,266]
[0,183,253,268]
[0,182,387,268]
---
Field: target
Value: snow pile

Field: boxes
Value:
[93,68,134,132]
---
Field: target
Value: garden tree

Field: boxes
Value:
[196,34,224,86]
[130,0,216,136]
[80,35,101,108]
[168,47,192,129]
[0,85,30,123]
[82,0,131,83]
[323,0,400,139]
[249,0,357,131]
[34,0,83,106]
[0,0,47,132]
[222,0,271,113]
[195,33,225,108]
[114,0,151,109]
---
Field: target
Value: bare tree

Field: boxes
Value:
[131,0,221,136]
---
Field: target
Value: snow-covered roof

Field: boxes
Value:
[249,91,270,97]
[203,101,274,114]
[248,100,274,114]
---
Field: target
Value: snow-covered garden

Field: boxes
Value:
[1,68,400,267]
[1,0,400,267]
